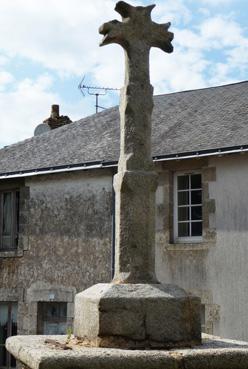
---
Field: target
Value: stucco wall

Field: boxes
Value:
[156,155,248,341]
[0,170,113,334]
[208,155,248,340]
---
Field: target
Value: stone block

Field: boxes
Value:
[74,283,201,348]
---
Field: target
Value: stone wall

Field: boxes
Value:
[0,170,113,335]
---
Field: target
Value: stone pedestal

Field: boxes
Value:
[74,283,201,349]
[6,334,248,369]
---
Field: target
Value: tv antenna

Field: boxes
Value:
[78,76,120,113]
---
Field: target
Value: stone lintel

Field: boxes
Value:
[7,334,248,369]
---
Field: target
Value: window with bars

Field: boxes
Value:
[0,302,17,369]
[0,191,19,251]
[174,173,202,242]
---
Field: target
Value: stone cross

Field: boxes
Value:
[74,3,200,348]
[99,1,173,284]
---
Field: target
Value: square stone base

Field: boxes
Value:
[74,283,201,349]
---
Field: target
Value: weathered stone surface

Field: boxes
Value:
[74,283,201,348]
[7,334,248,369]
[113,170,158,283]
[99,1,173,284]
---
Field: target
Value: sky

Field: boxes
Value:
[0,0,248,148]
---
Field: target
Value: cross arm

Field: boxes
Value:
[99,1,173,54]
[99,19,127,47]
[115,1,155,19]
[149,22,174,53]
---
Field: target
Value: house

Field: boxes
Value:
[1,80,248,367]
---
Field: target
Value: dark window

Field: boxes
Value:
[176,174,202,239]
[0,191,19,251]
[201,304,206,333]
[0,302,17,369]
[37,302,67,335]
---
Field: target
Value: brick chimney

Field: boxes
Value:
[43,104,72,130]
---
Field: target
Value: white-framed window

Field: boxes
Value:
[174,172,203,242]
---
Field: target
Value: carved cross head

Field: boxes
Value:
[99,1,173,53]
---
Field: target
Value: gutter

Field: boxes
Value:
[0,144,247,180]
[0,161,117,180]
[153,145,248,161]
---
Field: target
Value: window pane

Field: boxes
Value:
[11,304,17,334]
[1,192,13,250]
[178,191,189,205]
[178,222,189,237]
[178,207,189,221]
[0,303,17,368]
[191,190,202,205]
[0,304,8,367]
[60,304,67,318]
[2,236,12,250]
[192,206,202,220]
[177,175,189,190]
[191,174,201,189]
[43,322,67,335]
[3,192,12,235]
[38,302,67,335]
[201,304,206,333]
[10,304,17,367]
[44,303,66,319]
[46,304,59,318]
[192,222,202,236]
[16,191,20,234]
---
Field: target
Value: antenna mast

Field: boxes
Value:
[78,77,120,113]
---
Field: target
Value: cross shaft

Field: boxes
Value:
[99,1,173,283]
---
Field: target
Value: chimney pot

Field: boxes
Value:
[51,104,60,119]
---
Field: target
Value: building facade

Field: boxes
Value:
[1,81,248,367]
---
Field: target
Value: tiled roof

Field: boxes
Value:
[0,81,248,175]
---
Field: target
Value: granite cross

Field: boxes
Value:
[99,1,173,284]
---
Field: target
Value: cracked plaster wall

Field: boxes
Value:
[0,170,113,334]
[155,155,248,341]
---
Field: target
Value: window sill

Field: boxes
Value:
[165,242,214,251]
[0,249,24,258]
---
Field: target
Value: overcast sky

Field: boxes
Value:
[0,0,248,148]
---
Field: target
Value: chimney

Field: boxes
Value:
[50,104,60,119]
[43,104,72,130]
[34,105,72,136]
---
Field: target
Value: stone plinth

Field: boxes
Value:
[7,334,248,369]
[73,283,201,349]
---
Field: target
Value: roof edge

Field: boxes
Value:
[0,144,247,180]
[154,80,248,98]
